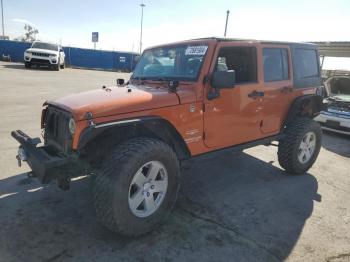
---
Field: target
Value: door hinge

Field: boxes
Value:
[202,103,205,112]
[203,74,209,84]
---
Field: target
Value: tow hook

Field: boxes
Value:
[26,171,35,178]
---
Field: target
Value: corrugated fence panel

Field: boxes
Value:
[0,40,138,71]
[0,40,31,62]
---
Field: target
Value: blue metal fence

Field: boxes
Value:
[0,40,31,62]
[0,40,138,72]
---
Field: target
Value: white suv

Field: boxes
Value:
[24,41,65,70]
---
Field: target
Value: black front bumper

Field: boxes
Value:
[11,130,71,183]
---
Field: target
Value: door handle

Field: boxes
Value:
[281,86,294,93]
[248,90,264,98]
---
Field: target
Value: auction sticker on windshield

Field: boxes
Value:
[185,46,208,56]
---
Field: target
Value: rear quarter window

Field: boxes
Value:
[294,49,319,79]
[290,46,321,88]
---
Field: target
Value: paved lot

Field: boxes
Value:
[0,61,349,262]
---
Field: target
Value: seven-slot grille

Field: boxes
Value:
[30,58,51,64]
[44,107,71,153]
[31,52,50,57]
[328,100,350,113]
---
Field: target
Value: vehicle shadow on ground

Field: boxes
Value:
[0,151,320,262]
[2,64,54,71]
[322,131,350,157]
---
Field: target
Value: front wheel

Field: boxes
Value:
[278,117,322,175]
[92,138,180,236]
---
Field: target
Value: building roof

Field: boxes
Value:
[312,42,350,57]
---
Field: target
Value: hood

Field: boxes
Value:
[26,48,58,55]
[325,75,350,101]
[47,85,180,121]
[329,94,350,103]
[324,76,350,114]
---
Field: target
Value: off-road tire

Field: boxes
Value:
[92,138,180,236]
[60,62,65,69]
[24,62,31,68]
[278,117,322,175]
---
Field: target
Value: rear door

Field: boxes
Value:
[259,45,296,134]
[203,42,265,148]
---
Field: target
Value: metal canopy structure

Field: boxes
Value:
[313,42,350,58]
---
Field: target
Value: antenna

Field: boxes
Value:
[224,10,230,37]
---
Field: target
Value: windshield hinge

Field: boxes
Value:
[168,80,179,93]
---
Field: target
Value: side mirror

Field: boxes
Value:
[117,78,125,86]
[211,70,236,89]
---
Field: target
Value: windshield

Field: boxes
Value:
[132,44,208,81]
[31,42,58,51]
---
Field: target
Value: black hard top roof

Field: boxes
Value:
[190,37,317,47]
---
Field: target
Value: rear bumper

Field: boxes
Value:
[314,112,350,135]
[11,130,72,183]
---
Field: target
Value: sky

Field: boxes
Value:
[2,0,350,68]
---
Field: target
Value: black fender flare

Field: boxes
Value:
[77,116,191,160]
[283,94,324,128]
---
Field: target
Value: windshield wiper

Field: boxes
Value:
[131,76,147,81]
[130,76,147,85]
[131,77,179,92]
[152,78,179,92]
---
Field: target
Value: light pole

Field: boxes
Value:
[1,0,5,37]
[224,10,230,37]
[139,2,145,54]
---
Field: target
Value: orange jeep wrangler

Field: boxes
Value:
[12,38,324,236]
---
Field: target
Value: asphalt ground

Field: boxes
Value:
[0,61,349,262]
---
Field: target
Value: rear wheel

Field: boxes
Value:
[278,117,322,175]
[92,138,180,236]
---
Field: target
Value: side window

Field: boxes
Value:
[216,47,257,84]
[294,49,319,79]
[263,48,289,82]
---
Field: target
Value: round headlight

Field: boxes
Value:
[68,118,76,136]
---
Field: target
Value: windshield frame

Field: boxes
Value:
[31,42,59,51]
[131,44,209,82]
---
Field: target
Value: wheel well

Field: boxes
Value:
[283,95,324,127]
[78,117,191,166]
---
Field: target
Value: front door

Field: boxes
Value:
[203,43,265,148]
